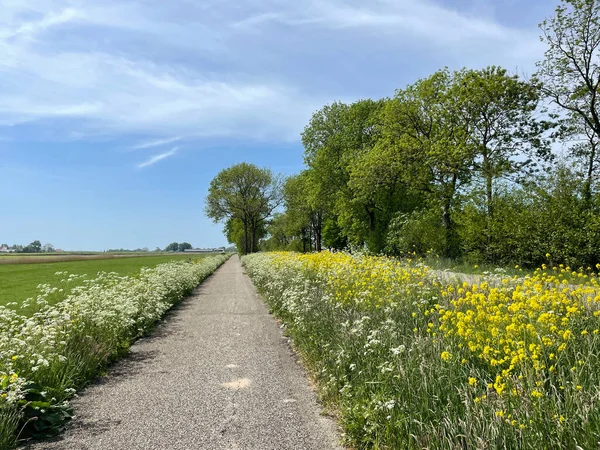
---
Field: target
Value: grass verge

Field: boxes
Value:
[243,251,600,449]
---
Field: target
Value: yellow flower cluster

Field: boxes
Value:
[438,267,600,398]
[245,251,600,444]
[267,251,429,309]
[268,252,600,401]
[0,373,20,401]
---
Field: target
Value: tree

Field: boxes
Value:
[178,242,192,252]
[261,213,300,251]
[205,163,283,255]
[302,99,385,249]
[24,240,42,253]
[283,172,327,252]
[42,243,55,253]
[454,67,551,217]
[224,217,268,254]
[378,69,475,257]
[449,67,553,261]
[538,0,600,203]
[348,145,425,253]
[164,242,179,252]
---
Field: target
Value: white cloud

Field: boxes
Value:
[0,0,547,142]
[132,136,182,149]
[137,147,178,168]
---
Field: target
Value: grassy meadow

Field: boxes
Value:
[0,254,210,310]
[244,251,600,449]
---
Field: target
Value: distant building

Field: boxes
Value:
[0,245,10,253]
[184,247,226,253]
[55,249,65,253]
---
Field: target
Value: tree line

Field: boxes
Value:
[207,0,600,268]
[163,242,193,252]
[1,241,55,253]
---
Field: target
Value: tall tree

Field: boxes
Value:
[454,66,550,218]
[205,163,282,255]
[378,69,474,257]
[538,0,600,203]
[302,99,385,248]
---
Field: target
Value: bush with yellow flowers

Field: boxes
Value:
[244,251,600,449]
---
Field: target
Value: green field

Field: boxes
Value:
[0,252,166,263]
[0,254,208,309]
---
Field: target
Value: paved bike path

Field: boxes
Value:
[31,257,341,450]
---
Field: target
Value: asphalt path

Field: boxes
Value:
[30,257,341,450]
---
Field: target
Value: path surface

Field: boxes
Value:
[30,257,341,450]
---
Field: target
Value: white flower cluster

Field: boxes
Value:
[0,255,228,432]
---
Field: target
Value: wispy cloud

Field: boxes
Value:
[132,136,182,149]
[137,147,178,168]
[0,0,548,143]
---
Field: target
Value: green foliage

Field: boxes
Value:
[21,241,42,254]
[164,242,180,252]
[321,217,347,250]
[456,166,600,267]
[0,408,18,449]
[177,242,192,252]
[300,99,386,252]
[205,163,282,254]
[18,383,73,440]
[275,59,597,267]
[385,208,447,256]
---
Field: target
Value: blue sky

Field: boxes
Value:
[0,0,557,250]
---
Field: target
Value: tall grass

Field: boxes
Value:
[0,254,229,447]
[243,252,600,449]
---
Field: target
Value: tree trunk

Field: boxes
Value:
[366,206,376,232]
[441,174,458,258]
[302,228,307,253]
[250,218,258,253]
[243,219,249,255]
[484,151,494,261]
[486,174,493,218]
[313,212,323,252]
[584,141,597,208]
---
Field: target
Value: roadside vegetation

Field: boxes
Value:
[0,254,229,448]
[244,251,600,449]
